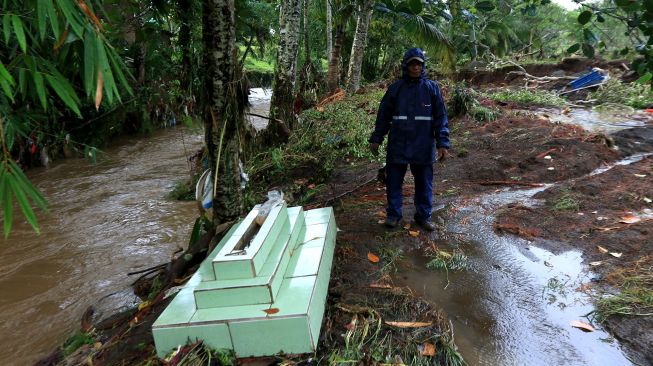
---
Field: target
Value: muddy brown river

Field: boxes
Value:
[0,127,204,365]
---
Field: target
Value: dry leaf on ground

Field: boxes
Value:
[589,261,602,266]
[597,246,608,253]
[609,252,623,258]
[620,215,641,224]
[408,230,420,237]
[403,223,411,230]
[385,321,432,328]
[369,283,393,289]
[418,342,437,356]
[597,226,621,232]
[570,320,595,332]
[368,252,380,263]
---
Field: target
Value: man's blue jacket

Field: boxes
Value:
[369,48,450,164]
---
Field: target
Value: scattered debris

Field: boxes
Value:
[619,215,641,224]
[570,320,595,332]
[418,342,437,356]
[384,321,433,328]
[367,252,380,263]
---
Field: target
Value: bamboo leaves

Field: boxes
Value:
[11,15,26,53]
[0,159,49,238]
[1,0,132,115]
[0,61,15,102]
[0,0,133,237]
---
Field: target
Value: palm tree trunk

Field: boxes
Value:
[326,0,332,63]
[264,0,301,146]
[202,0,243,224]
[345,0,373,93]
[327,26,344,93]
[304,0,310,62]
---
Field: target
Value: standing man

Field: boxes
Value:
[369,47,450,231]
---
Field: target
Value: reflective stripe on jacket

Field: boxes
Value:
[370,78,450,164]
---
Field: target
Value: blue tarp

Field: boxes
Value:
[569,69,605,90]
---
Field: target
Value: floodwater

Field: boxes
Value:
[248,88,272,131]
[0,127,204,365]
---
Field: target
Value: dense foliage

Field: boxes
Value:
[1,0,650,236]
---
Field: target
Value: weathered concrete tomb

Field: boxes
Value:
[152,202,336,357]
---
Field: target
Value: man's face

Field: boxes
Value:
[407,60,423,78]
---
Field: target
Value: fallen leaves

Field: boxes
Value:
[620,215,641,224]
[384,321,433,328]
[597,246,608,253]
[589,261,602,266]
[609,252,623,258]
[263,308,279,315]
[418,342,437,356]
[408,230,420,237]
[570,320,595,332]
[368,252,380,263]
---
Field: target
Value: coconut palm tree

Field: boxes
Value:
[263,0,302,146]
[345,0,375,93]
[374,0,456,71]
[202,0,245,223]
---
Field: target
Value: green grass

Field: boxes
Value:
[550,191,580,212]
[593,258,653,322]
[589,78,653,109]
[244,57,274,73]
[378,247,405,274]
[327,311,465,366]
[168,179,195,201]
[426,250,468,272]
[488,89,566,107]
[62,332,96,356]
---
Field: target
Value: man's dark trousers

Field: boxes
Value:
[385,163,433,222]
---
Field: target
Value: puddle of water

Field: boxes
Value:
[396,188,633,365]
[535,106,653,133]
[589,152,653,176]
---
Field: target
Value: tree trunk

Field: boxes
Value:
[303,0,310,62]
[326,0,332,63]
[262,0,302,146]
[178,0,192,94]
[345,0,373,93]
[327,26,344,93]
[202,0,243,224]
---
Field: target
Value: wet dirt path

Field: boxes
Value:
[392,111,653,365]
[0,127,203,365]
[396,186,632,365]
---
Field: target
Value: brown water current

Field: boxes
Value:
[0,127,204,365]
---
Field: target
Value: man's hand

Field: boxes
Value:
[370,143,380,156]
[437,148,448,162]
